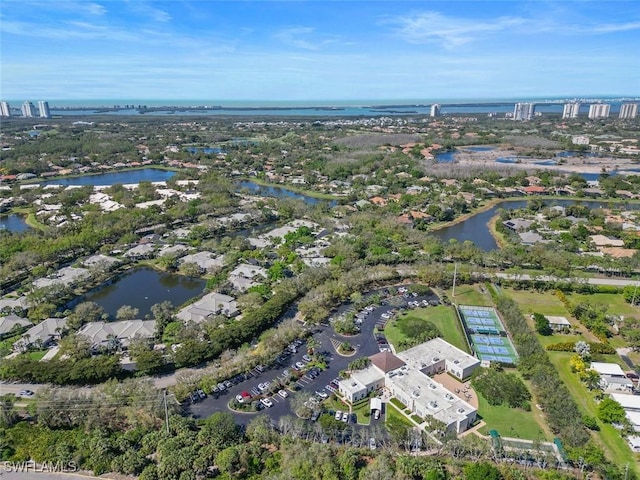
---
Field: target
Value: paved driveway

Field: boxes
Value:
[187,286,438,427]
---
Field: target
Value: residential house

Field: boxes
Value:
[591,363,634,393]
[176,292,239,323]
[180,251,225,273]
[0,314,32,338]
[13,317,68,352]
[78,319,156,351]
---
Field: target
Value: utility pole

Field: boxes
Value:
[452,263,458,298]
[163,389,170,435]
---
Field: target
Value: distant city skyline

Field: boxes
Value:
[1,1,639,101]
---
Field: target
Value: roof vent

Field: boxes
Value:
[428,401,438,409]
[429,383,437,390]
[453,359,460,364]
[445,393,454,401]
[457,408,465,414]
[432,356,440,362]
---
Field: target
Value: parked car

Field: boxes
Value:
[316,390,328,399]
[258,382,270,392]
[261,398,273,408]
[302,354,312,362]
[190,392,199,403]
[278,389,289,399]
[295,361,305,370]
[18,390,34,398]
[341,412,349,423]
[197,389,206,399]
[335,410,342,420]
[374,409,381,420]
[369,438,377,450]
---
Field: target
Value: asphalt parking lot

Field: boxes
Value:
[187,286,439,428]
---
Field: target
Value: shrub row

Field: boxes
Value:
[545,342,616,355]
[494,295,590,447]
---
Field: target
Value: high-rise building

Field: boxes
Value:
[430,104,441,117]
[0,101,11,117]
[588,104,610,119]
[619,103,638,119]
[21,101,37,117]
[38,101,51,118]
[562,102,580,119]
[513,102,535,121]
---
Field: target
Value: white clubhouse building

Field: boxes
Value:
[338,338,480,434]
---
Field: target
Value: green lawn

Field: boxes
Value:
[536,332,588,347]
[477,391,549,441]
[25,350,47,361]
[385,305,470,353]
[352,400,372,425]
[385,402,416,429]
[450,284,493,307]
[567,292,640,318]
[548,351,637,470]
[503,288,569,316]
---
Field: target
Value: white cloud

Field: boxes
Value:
[274,27,319,50]
[388,10,640,47]
[388,11,526,47]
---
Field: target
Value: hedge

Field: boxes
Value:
[545,342,616,355]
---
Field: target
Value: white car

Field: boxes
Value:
[278,389,289,399]
[335,410,342,420]
[369,438,377,450]
[261,398,274,408]
[342,412,349,423]
[18,390,34,398]
[316,390,328,399]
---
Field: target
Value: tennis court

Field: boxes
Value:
[458,305,519,364]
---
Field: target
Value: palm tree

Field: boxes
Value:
[306,336,319,355]
[106,334,122,353]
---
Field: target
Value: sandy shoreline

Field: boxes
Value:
[452,147,639,175]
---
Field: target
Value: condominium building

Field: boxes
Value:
[588,103,610,119]
[337,338,480,434]
[562,102,580,119]
[430,104,441,117]
[38,101,51,118]
[513,102,535,121]
[0,101,10,117]
[619,103,638,120]
[21,101,37,118]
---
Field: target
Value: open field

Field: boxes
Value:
[548,351,638,470]
[567,292,640,318]
[503,288,568,316]
[450,284,493,307]
[477,390,549,441]
[386,305,470,353]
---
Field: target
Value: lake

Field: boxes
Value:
[238,180,337,206]
[430,199,633,251]
[0,214,29,233]
[185,147,224,154]
[40,169,176,187]
[75,267,206,318]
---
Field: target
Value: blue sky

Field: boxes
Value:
[1,0,639,102]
